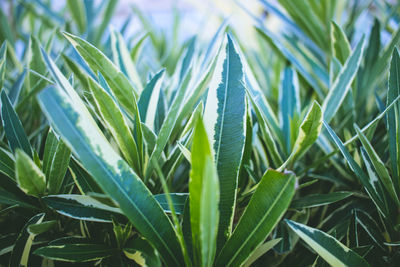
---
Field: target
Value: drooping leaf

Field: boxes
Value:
[42,195,124,223]
[286,220,369,267]
[34,243,116,262]
[291,192,353,209]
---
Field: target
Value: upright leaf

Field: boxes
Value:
[203,35,246,249]
[283,101,322,168]
[0,41,6,89]
[355,125,399,206]
[322,37,365,123]
[331,22,351,65]
[15,150,46,197]
[286,220,369,267]
[138,69,165,131]
[67,0,86,33]
[37,72,184,267]
[324,122,387,217]
[88,77,141,175]
[63,32,138,114]
[190,118,219,266]
[1,91,32,157]
[387,48,400,194]
[216,170,295,266]
[43,130,71,194]
[9,213,45,267]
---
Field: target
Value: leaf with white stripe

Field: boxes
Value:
[138,69,165,132]
[63,32,138,115]
[286,220,369,267]
[1,91,32,157]
[203,35,246,250]
[37,50,185,266]
[215,170,295,266]
[190,118,219,266]
[88,77,141,175]
[322,37,365,123]
[43,195,124,223]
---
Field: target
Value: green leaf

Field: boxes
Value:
[247,88,283,167]
[0,41,6,90]
[255,26,327,98]
[27,37,46,93]
[37,50,184,265]
[216,170,295,267]
[283,101,322,168]
[111,29,143,93]
[0,147,15,179]
[42,194,124,223]
[138,69,165,131]
[43,129,71,194]
[286,220,370,267]
[123,238,162,267]
[154,193,188,215]
[279,67,301,153]
[290,192,353,209]
[323,121,387,217]
[144,60,192,180]
[1,90,32,157]
[34,243,116,262]
[387,48,400,194]
[69,159,103,194]
[63,32,138,114]
[88,77,141,175]
[355,125,399,206]
[15,150,46,197]
[9,213,45,267]
[331,21,351,65]
[27,220,57,235]
[203,35,246,249]
[67,0,86,33]
[189,118,219,266]
[243,238,282,267]
[322,37,365,123]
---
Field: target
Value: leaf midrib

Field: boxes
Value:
[43,92,180,265]
[223,174,293,266]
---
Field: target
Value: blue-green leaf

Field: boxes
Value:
[1,91,32,157]
[37,50,185,265]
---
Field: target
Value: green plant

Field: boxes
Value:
[0,0,399,266]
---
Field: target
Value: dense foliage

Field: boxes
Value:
[0,0,399,266]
